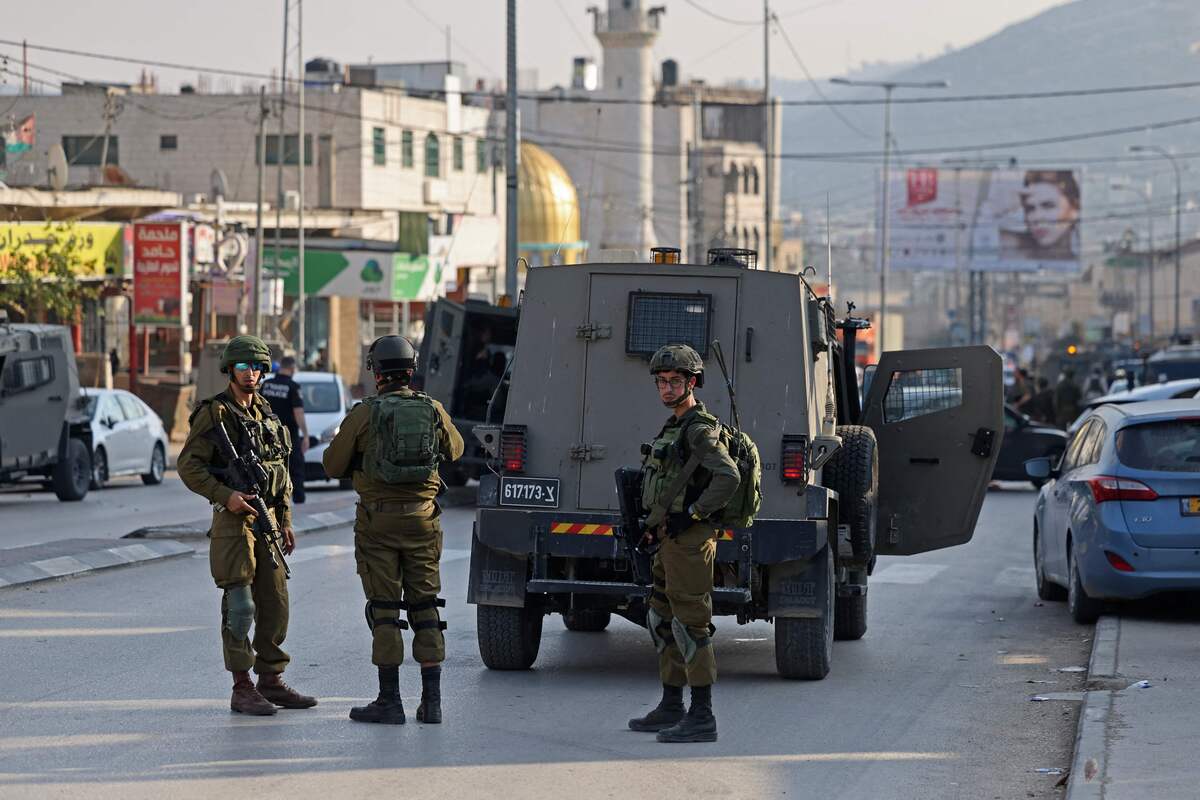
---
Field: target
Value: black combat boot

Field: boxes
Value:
[349,666,405,725]
[416,665,442,724]
[656,684,717,743]
[628,684,685,732]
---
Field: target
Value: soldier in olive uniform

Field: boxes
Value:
[628,344,740,743]
[323,335,464,725]
[178,335,317,716]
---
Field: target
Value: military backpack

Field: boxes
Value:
[363,391,441,484]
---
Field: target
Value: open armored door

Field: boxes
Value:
[862,346,1003,556]
[417,299,466,414]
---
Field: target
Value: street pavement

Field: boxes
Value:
[0,486,1094,799]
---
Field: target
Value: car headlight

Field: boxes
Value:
[320,423,340,444]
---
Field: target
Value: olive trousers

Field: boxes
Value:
[209,507,290,674]
[647,522,718,688]
[354,500,446,667]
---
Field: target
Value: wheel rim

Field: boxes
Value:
[1034,528,1044,587]
[73,450,89,489]
[152,447,164,480]
[94,451,108,485]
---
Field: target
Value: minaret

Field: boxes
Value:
[594,0,661,255]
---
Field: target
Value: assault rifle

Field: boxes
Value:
[211,415,291,578]
[614,466,655,586]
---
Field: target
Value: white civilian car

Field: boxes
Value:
[81,388,169,489]
[290,371,352,485]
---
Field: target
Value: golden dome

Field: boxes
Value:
[518,142,584,265]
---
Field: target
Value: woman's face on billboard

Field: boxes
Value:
[1022,181,1078,248]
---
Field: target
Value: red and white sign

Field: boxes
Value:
[133,222,189,326]
[906,168,938,207]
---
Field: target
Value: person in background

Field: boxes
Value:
[1054,369,1082,430]
[1082,366,1107,403]
[261,357,309,505]
[1028,376,1055,424]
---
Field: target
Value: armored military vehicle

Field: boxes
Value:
[0,319,93,501]
[416,298,518,485]
[466,248,1003,680]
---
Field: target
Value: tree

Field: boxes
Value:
[0,222,101,324]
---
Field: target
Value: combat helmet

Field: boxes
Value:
[220,335,272,374]
[649,343,704,388]
[367,335,418,376]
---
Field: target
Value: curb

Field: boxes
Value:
[125,504,358,540]
[0,540,194,590]
[1066,616,1120,799]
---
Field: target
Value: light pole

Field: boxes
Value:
[1130,145,1182,341]
[1111,180,1154,339]
[831,77,948,353]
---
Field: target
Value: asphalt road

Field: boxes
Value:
[0,487,1089,799]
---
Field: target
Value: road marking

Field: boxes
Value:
[28,556,90,577]
[0,733,149,751]
[871,563,949,584]
[994,566,1035,588]
[288,545,352,564]
[0,626,203,638]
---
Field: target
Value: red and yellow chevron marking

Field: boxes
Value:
[718,529,735,541]
[551,522,615,536]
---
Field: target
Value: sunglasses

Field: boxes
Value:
[232,362,269,373]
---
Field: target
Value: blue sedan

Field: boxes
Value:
[1027,400,1200,623]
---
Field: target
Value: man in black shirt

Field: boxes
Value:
[262,356,309,503]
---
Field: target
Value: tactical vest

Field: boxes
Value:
[363,391,441,485]
[200,396,291,506]
[640,408,720,516]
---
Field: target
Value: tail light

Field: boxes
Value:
[1086,475,1158,503]
[500,425,527,474]
[1104,551,1136,572]
[781,435,808,484]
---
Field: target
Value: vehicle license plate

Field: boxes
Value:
[1180,497,1200,516]
[499,477,560,508]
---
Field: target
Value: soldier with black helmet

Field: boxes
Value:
[627,343,740,743]
[323,335,464,725]
[178,335,317,716]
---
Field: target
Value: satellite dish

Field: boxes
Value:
[210,168,229,201]
[47,144,69,191]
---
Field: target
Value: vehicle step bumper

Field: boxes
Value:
[525,578,752,604]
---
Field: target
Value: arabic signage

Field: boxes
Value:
[133,222,189,326]
[0,222,128,278]
[262,246,438,301]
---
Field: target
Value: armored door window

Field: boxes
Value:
[625,292,712,357]
[881,367,963,424]
[2,355,53,393]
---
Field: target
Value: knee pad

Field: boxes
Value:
[646,606,672,654]
[670,618,713,664]
[364,599,408,632]
[406,596,448,633]
[224,585,255,640]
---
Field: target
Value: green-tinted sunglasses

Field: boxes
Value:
[232,362,269,373]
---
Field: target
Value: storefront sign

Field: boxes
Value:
[265,246,437,302]
[0,222,127,278]
[133,222,189,326]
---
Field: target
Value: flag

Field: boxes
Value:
[5,114,34,154]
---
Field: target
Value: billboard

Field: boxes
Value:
[885,167,1081,273]
[263,246,440,302]
[133,222,189,326]
[0,222,127,278]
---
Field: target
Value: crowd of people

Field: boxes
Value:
[1007,365,1129,430]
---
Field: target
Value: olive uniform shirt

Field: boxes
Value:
[178,389,294,530]
[322,387,465,505]
[664,401,741,519]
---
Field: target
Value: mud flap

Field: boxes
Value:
[767,544,833,620]
[467,528,529,608]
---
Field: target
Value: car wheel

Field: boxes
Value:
[90,447,109,491]
[1034,523,1066,602]
[1067,542,1103,624]
[52,438,90,502]
[141,443,166,486]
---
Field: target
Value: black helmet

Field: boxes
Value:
[367,335,417,375]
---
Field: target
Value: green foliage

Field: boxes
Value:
[0,222,101,323]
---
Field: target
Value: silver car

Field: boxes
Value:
[81,389,169,489]
[1027,399,1200,623]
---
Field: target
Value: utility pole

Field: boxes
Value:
[762,0,772,271]
[297,0,306,362]
[690,92,704,264]
[274,0,289,338]
[22,40,28,94]
[1130,145,1181,341]
[504,0,518,301]
[254,88,269,337]
[99,89,118,175]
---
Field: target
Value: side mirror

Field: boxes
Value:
[103,416,117,429]
[1024,457,1054,480]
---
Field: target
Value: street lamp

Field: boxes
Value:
[1110,180,1154,339]
[1129,145,1182,341]
[830,77,949,353]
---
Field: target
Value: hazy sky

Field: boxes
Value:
[5,0,1069,93]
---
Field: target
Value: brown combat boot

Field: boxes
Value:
[231,671,277,716]
[256,672,318,709]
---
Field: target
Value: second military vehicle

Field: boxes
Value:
[0,318,93,501]
[467,248,1003,680]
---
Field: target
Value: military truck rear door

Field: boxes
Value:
[419,299,466,415]
[577,274,739,509]
[0,347,69,468]
[861,345,1003,556]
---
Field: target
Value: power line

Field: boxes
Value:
[771,12,873,140]
[683,0,761,26]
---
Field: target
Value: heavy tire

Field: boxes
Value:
[90,447,109,490]
[834,593,868,641]
[1034,523,1067,602]
[478,603,543,670]
[1067,543,1103,624]
[141,443,166,486]
[563,610,611,632]
[823,425,878,561]
[52,438,90,502]
[775,547,834,679]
